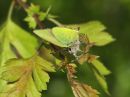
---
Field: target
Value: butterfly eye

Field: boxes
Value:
[68,48,71,51]
[68,40,81,58]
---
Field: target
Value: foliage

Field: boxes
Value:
[0,19,38,66]
[79,21,115,46]
[0,0,115,97]
[0,55,55,97]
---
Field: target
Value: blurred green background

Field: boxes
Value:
[0,0,130,97]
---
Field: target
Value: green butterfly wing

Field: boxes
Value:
[52,27,79,46]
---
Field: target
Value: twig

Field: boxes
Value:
[15,0,44,29]
[66,64,77,84]
[7,1,15,20]
[48,18,63,26]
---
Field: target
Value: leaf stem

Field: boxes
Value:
[48,18,63,26]
[7,1,15,20]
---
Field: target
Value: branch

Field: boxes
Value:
[15,0,44,29]
[66,64,77,84]
[15,0,71,65]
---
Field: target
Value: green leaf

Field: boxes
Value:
[24,16,37,29]
[25,4,52,29]
[33,68,48,91]
[25,4,40,29]
[79,21,115,46]
[91,59,111,75]
[0,79,7,92]
[38,6,54,21]
[0,20,38,66]
[39,46,55,63]
[93,69,110,95]
[80,21,106,34]
[26,76,41,97]
[26,3,40,16]
[0,55,55,97]
[35,55,55,72]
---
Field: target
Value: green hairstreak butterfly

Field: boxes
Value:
[52,27,79,46]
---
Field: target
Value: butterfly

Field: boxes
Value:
[52,27,79,47]
[34,27,79,47]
